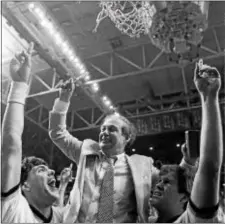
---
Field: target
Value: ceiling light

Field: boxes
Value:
[132,149,136,152]
[149,147,154,151]
[92,83,99,92]
[34,7,45,19]
[114,112,120,116]
[54,33,63,45]
[40,18,49,27]
[109,105,114,110]
[84,74,90,81]
[28,3,35,10]
[61,42,70,53]
[176,143,180,148]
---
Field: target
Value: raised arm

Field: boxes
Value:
[1,44,33,193]
[191,61,223,208]
[49,79,82,163]
[55,163,73,208]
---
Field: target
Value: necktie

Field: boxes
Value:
[96,158,115,223]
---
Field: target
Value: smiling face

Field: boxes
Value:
[24,165,59,203]
[99,116,129,156]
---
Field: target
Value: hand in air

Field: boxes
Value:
[59,78,76,102]
[9,42,34,84]
[181,143,197,166]
[59,163,74,185]
[194,59,221,98]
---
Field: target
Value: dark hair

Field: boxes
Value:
[102,114,137,150]
[159,164,196,210]
[21,156,48,185]
[160,165,195,195]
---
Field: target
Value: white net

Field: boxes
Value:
[94,1,156,38]
[94,1,209,54]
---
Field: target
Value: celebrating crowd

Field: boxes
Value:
[1,43,224,223]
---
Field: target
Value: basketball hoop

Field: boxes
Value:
[94,1,209,54]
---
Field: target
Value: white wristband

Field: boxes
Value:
[7,82,29,105]
[52,98,70,113]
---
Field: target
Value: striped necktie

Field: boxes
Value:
[96,157,115,223]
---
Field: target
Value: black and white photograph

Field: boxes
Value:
[1,1,225,223]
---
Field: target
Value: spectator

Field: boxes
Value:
[1,44,64,223]
[149,60,223,222]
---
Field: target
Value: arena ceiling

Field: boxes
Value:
[1,1,225,172]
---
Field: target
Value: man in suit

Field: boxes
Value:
[49,78,196,223]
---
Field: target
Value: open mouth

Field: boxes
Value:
[48,179,56,188]
[101,136,111,143]
[152,191,162,197]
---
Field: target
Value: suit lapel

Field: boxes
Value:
[126,155,152,223]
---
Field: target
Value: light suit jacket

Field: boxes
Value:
[49,111,158,222]
[49,111,194,223]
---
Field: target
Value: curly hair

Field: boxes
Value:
[159,164,197,210]
[160,165,196,196]
[101,114,137,151]
[21,156,48,185]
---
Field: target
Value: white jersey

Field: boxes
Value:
[1,186,63,223]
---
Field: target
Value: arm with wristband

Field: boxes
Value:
[1,43,33,194]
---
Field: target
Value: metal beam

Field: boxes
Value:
[33,75,51,90]
[86,52,224,84]
[115,52,142,70]
[88,62,110,77]
[142,45,146,68]
[212,28,222,53]
[70,100,225,133]
[147,50,164,68]
[27,88,59,98]
[74,111,91,126]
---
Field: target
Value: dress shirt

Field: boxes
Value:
[77,152,137,223]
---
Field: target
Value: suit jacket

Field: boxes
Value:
[49,112,158,222]
[49,110,194,222]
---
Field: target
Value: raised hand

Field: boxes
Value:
[59,78,76,103]
[194,59,221,98]
[59,163,74,185]
[181,143,197,166]
[9,42,34,84]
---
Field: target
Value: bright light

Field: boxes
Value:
[84,74,90,81]
[176,143,180,148]
[28,3,35,10]
[80,68,86,75]
[34,7,45,19]
[149,147,154,151]
[132,148,136,152]
[102,96,111,106]
[40,18,49,27]
[73,58,80,64]
[67,50,73,57]
[61,42,70,53]
[76,63,84,71]
[92,83,99,92]
[69,54,75,61]
[54,33,63,45]
[109,105,114,110]
[114,111,120,116]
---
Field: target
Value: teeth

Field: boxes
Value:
[48,179,56,187]
[153,192,161,196]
